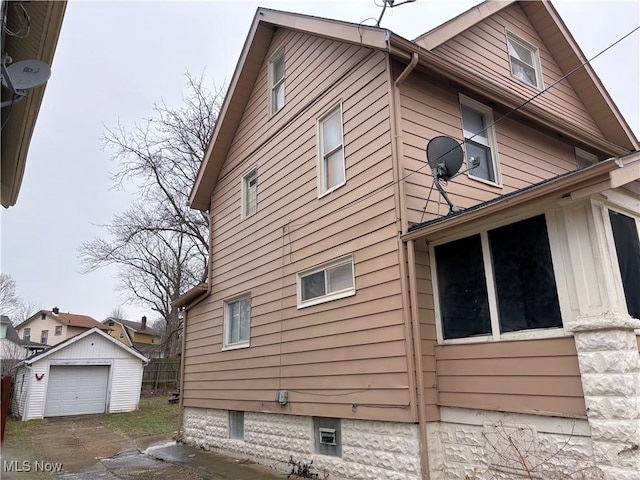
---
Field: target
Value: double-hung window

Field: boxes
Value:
[608,210,640,319]
[460,96,500,185]
[23,328,30,342]
[506,31,543,89]
[433,214,562,341]
[41,330,49,344]
[242,168,257,218]
[224,295,251,348]
[298,255,355,307]
[55,326,62,336]
[269,49,285,115]
[317,104,345,196]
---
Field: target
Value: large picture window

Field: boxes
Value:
[434,215,562,341]
[609,210,640,319]
[298,256,355,308]
[224,295,251,348]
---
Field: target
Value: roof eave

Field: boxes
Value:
[403,152,640,241]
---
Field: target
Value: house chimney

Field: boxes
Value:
[52,307,59,315]
[141,316,147,330]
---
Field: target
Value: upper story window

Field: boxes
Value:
[224,294,251,349]
[298,255,355,308]
[317,104,345,196]
[433,214,562,341]
[242,168,257,218]
[41,330,49,344]
[269,49,285,115]
[608,210,640,319]
[506,31,543,89]
[23,328,30,342]
[460,95,500,186]
[575,147,598,169]
[54,326,62,336]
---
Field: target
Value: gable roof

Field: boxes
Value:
[17,310,110,331]
[415,0,638,152]
[189,2,637,211]
[104,317,161,336]
[23,327,149,365]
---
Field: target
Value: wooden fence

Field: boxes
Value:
[142,358,181,390]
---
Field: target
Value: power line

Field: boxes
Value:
[284,25,639,231]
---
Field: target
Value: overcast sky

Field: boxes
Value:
[1,0,638,324]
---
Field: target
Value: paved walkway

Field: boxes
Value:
[1,416,285,479]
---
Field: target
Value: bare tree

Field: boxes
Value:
[79,74,223,357]
[108,305,129,320]
[0,273,39,324]
[0,273,19,316]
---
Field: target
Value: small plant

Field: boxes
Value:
[287,456,319,479]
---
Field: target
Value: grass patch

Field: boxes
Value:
[101,395,179,439]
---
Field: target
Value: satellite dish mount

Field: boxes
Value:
[1,53,52,108]
[425,136,465,214]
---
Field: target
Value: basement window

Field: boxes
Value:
[229,410,244,440]
[313,417,341,457]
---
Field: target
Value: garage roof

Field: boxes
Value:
[24,327,149,365]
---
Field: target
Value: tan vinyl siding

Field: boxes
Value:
[183,34,412,422]
[398,68,580,226]
[432,3,605,142]
[414,247,439,421]
[435,337,586,418]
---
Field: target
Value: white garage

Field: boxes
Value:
[13,328,148,421]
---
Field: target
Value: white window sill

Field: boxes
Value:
[222,342,250,351]
[317,181,346,200]
[441,327,567,345]
[297,289,355,309]
[467,172,502,188]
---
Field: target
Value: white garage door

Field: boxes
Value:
[44,365,109,417]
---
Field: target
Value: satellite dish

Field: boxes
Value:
[426,136,464,181]
[425,136,464,214]
[2,59,51,92]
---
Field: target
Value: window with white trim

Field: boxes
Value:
[317,104,345,196]
[460,96,500,185]
[23,328,30,342]
[608,210,640,319]
[575,147,598,169]
[55,326,62,336]
[269,49,285,115]
[433,214,562,341]
[298,256,355,307]
[242,168,257,218]
[41,330,48,344]
[506,31,543,89]
[224,295,251,348]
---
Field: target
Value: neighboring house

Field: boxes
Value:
[13,328,148,420]
[1,0,67,208]
[15,308,110,347]
[103,316,163,359]
[176,2,640,479]
[0,315,48,367]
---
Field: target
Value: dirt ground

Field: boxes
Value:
[0,416,284,479]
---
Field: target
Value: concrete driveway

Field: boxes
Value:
[0,416,284,479]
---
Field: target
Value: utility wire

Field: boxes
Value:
[284,25,639,230]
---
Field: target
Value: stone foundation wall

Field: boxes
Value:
[183,408,421,480]
[427,408,597,480]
